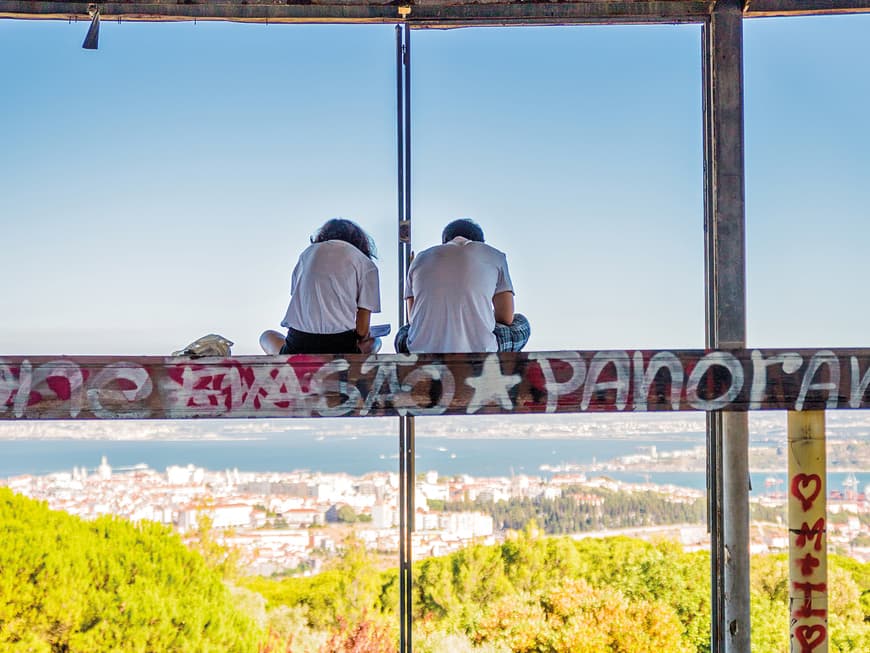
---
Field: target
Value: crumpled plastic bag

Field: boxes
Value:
[172,334,234,358]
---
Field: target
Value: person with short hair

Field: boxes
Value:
[260,218,381,355]
[394,218,530,353]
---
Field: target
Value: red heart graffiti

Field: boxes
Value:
[795,624,826,652]
[791,474,822,512]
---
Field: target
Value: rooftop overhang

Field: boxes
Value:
[1,1,869,28]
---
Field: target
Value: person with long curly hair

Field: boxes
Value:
[260,218,382,354]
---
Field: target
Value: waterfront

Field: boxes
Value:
[1,433,865,496]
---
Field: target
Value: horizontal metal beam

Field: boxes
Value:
[745,0,870,18]
[3,1,870,25]
[0,1,710,26]
[2,348,870,420]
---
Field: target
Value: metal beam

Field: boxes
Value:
[0,1,712,26]
[4,1,870,25]
[395,22,415,653]
[2,348,868,419]
[746,0,870,17]
[703,1,748,651]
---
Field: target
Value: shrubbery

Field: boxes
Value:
[0,488,261,652]
[3,489,868,653]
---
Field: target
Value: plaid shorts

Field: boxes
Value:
[494,313,531,352]
[394,313,530,353]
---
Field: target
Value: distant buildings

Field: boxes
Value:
[2,457,868,572]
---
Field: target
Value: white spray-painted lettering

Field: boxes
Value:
[360,356,417,416]
[405,362,456,416]
[849,356,870,409]
[582,351,631,411]
[30,361,86,418]
[86,362,153,418]
[465,354,521,414]
[312,359,362,417]
[528,352,587,413]
[750,351,803,410]
[241,364,309,416]
[795,351,840,411]
[0,360,20,415]
[163,364,245,416]
[0,359,32,418]
[686,351,744,410]
[6,349,870,418]
[632,351,683,412]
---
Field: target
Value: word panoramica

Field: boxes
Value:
[2,349,869,419]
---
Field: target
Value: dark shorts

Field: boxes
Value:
[280,327,360,355]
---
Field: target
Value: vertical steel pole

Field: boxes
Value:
[702,17,724,651]
[703,2,749,652]
[395,24,409,653]
[787,411,828,653]
[402,24,416,653]
[397,24,407,330]
[396,23,414,653]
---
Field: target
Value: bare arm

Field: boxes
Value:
[404,251,416,321]
[493,291,515,326]
[355,308,372,339]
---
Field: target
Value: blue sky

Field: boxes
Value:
[1,15,868,356]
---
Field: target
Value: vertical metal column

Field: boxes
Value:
[402,22,416,653]
[396,23,414,653]
[395,26,408,653]
[702,2,749,652]
[702,16,724,649]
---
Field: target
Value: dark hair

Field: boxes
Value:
[313,218,377,259]
[442,218,485,244]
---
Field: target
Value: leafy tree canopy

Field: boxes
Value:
[0,489,261,652]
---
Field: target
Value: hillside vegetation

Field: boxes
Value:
[246,526,870,653]
[0,488,261,652]
[2,489,868,652]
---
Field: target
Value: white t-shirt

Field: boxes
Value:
[282,240,381,334]
[404,237,514,353]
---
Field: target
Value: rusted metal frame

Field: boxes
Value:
[5,0,870,24]
[395,24,409,653]
[402,23,415,652]
[396,25,407,653]
[4,348,870,419]
[0,1,715,25]
[704,1,749,652]
[397,25,407,335]
[746,0,870,18]
[701,13,722,650]
[400,1,713,26]
[396,23,414,653]
[403,414,415,652]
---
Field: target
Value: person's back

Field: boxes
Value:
[396,218,529,354]
[404,237,511,353]
[260,218,381,355]
[282,239,378,336]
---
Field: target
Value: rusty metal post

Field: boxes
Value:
[395,24,409,653]
[703,1,749,651]
[396,23,414,653]
[788,411,828,653]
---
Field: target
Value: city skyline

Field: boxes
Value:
[6,449,867,575]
